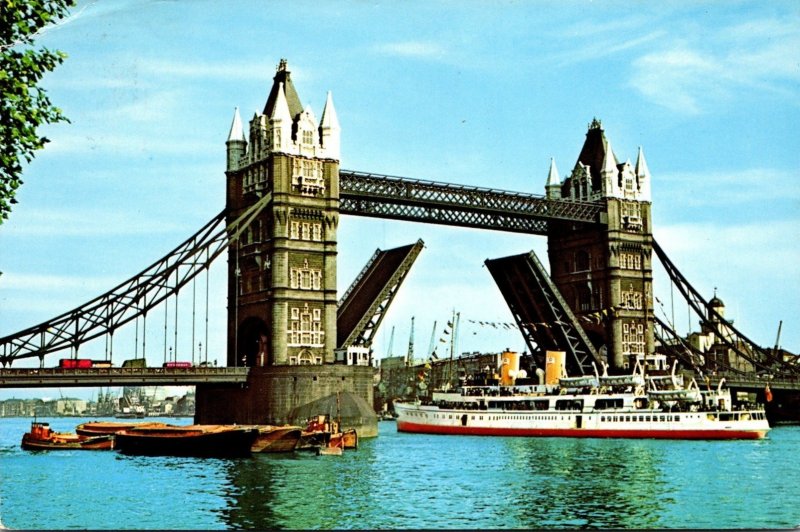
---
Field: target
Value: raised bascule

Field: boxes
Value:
[1,59,798,428]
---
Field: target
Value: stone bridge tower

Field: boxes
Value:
[225,59,341,368]
[546,119,654,371]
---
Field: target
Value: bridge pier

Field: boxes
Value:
[194,364,377,436]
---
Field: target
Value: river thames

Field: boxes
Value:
[1,417,798,529]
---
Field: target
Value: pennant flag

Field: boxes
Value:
[447,321,453,328]
[439,338,447,343]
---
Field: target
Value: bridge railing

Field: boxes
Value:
[0,366,249,377]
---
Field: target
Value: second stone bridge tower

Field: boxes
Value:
[546,119,655,371]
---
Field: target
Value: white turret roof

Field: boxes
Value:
[635,146,651,180]
[270,82,292,122]
[601,138,618,175]
[546,158,560,187]
[320,91,340,130]
[227,107,245,142]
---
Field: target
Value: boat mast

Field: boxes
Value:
[447,310,460,387]
[427,320,437,359]
[407,316,415,367]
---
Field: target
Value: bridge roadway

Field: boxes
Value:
[0,366,250,388]
[703,373,800,392]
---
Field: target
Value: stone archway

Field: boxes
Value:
[238,317,270,367]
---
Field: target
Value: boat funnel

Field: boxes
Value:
[499,350,520,386]
[545,350,566,385]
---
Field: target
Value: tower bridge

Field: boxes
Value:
[1,59,798,428]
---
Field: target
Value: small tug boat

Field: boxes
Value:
[296,415,334,450]
[296,415,358,451]
[251,425,303,453]
[114,424,259,457]
[21,421,114,451]
[395,351,770,440]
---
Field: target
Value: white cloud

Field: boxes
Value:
[654,220,800,279]
[629,17,800,113]
[2,206,186,237]
[137,57,280,82]
[373,41,447,59]
[654,168,800,206]
[0,272,121,294]
[546,30,666,68]
[45,132,218,157]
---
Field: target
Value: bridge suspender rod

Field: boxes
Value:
[0,196,274,365]
[653,239,794,374]
[652,315,746,376]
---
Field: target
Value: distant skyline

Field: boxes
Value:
[1,1,798,400]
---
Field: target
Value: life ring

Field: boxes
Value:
[635,387,645,397]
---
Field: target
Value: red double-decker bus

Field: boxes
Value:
[162,361,192,368]
[59,359,93,369]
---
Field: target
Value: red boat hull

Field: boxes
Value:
[397,421,767,440]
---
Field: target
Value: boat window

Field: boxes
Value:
[659,415,665,422]
[645,416,651,422]
[595,398,624,410]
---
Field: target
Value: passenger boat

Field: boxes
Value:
[251,425,303,453]
[75,421,174,437]
[114,424,259,457]
[395,352,770,440]
[21,421,114,451]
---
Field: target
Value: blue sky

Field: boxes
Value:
[1,0,798,400]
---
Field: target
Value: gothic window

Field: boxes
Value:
[274,129,281,148]
[289,259,323,291]
[620,252,641,270]
[287,303,324,348]
[302,130,314,145]
[291,158,325,196]
[621,284,643,310]
[592,285,602,309]
[575,250,590,272]
[577,284,592,312]
[289,220,322,242]
[622,321,645,357]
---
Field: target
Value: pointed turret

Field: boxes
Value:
[226,107,247,172]
[635,146,652,201]
[270,82,292,153]
[319,91,341,160]
[600,136,619,197]
[227,107,246,143]
[545,158,561,199]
